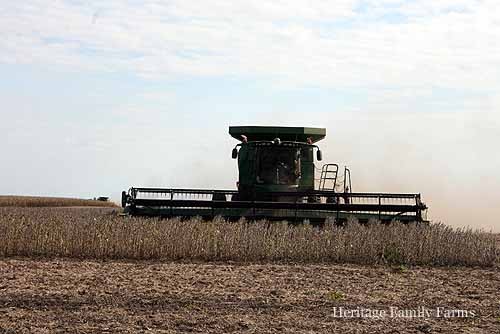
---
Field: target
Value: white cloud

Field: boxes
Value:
[1,0,499,91]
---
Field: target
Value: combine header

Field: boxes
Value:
[122,126,427,224]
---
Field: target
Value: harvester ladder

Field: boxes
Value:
[319,164,339,191]
[343,166,352,193]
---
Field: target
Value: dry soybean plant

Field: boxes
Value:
[0,207,497,266]
[0,196,117,208]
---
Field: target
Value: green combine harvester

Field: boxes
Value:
[122,126,427,224]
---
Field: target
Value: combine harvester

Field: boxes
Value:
[122,126,427,224]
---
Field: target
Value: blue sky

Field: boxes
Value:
[1,0,499,230]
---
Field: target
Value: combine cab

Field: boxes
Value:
[122,126,427,224]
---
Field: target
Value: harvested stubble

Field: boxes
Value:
[0,196,117,208]
[0,207,497,266]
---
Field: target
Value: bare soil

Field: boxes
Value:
[0,259,498,333]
